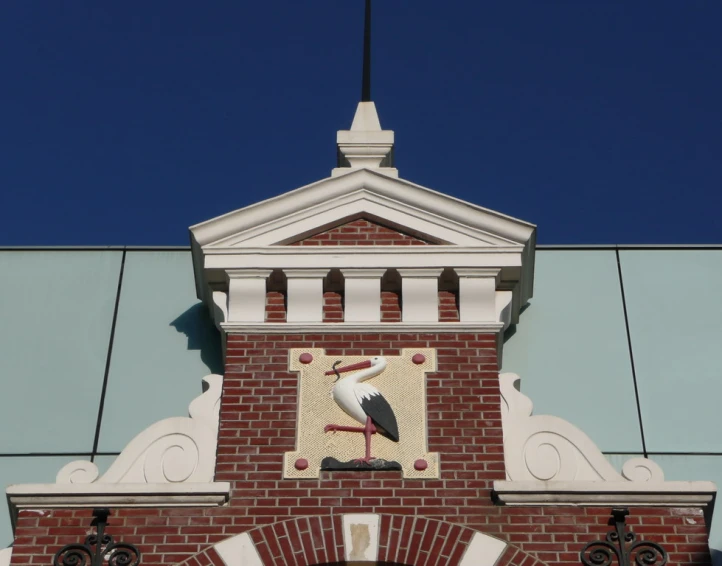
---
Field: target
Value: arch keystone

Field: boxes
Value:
[459,532,507,566]
[343,513,380,563]
[213,532,263,566]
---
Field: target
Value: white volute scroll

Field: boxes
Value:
[499,372,663,483]
[495,372,717,509]
[56,375,223,485]
[7,375,230,517]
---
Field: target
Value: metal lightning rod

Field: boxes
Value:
[361,0,372,101]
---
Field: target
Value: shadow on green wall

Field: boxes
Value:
[170,303,224,375]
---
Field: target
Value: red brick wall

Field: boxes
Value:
[12,505,711,565]
[289,218,432,246]
[9,332,712,565]
[380,290,402,322]
[265,291,286,323]
[322,291,343,322]
[217,333,501,530]
[439,290,459,322]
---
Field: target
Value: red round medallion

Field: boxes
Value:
[299,353,314,364]
[295,458,309,470]
[412,353,426,365]
[414,459,428,471]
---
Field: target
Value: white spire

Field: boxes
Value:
[332,101,397,177]
[350,101,382,131]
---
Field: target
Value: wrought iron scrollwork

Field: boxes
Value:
[580,508,667,566]
[53,508,141,566]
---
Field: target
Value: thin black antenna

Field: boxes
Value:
[361,0,371,101]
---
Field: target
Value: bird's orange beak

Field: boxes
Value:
[324,359,372,375]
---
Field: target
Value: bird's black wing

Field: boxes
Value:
[356,388,399,442]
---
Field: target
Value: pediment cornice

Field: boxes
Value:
[190,169,535,250]
[188,168,537,338]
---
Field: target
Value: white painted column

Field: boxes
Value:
[284,269,328,322]
[397,268,443,322]
[455,268,500,322]
[226,269,272,323]
[341,268,386,322]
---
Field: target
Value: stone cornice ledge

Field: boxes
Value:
[221,322,504,334]
[7,482,231,512]
[492,480,717,507]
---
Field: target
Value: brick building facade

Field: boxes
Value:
[3,100,716,566]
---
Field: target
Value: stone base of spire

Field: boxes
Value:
[331,166,398,178]
[333,101,397,176]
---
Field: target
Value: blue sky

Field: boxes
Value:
[0,1,720,245]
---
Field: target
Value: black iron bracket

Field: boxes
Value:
[53,508,141,566]
[580,508,667,566]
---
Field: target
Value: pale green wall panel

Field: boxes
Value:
[0,456,80,547]
[502,250,642,452]
[606,453,722,561]
[97,251,222,452]
[0,251,121,452]
[620,251,722,453]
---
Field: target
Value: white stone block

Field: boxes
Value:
[226,269,272,323]
[284,269,328,323]
[459,532,507,566]
[214,532,263,566]
[343,513,380,563]
[456,268,500,322]
[341,268,386,322]
[398,268,442,322]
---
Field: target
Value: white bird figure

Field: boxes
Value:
[324,356,399,464]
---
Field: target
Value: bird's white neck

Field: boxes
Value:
[344,360,387,384]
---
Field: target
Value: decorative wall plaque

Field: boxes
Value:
[284,348,438,478]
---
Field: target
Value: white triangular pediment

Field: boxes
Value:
[191,169,534,251]
[189,168,537,321]
[211,190,512,248]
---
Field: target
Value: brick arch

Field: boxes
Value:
[178,514,551,566]
[176,546,225,566]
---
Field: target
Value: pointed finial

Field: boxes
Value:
[332,0,396,177]
[361,0,371,102]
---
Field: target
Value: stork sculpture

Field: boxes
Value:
[324,356,399,464]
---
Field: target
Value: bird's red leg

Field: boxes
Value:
[324,424,366,433]
[324,418,378,465]
[356,416,377,464]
